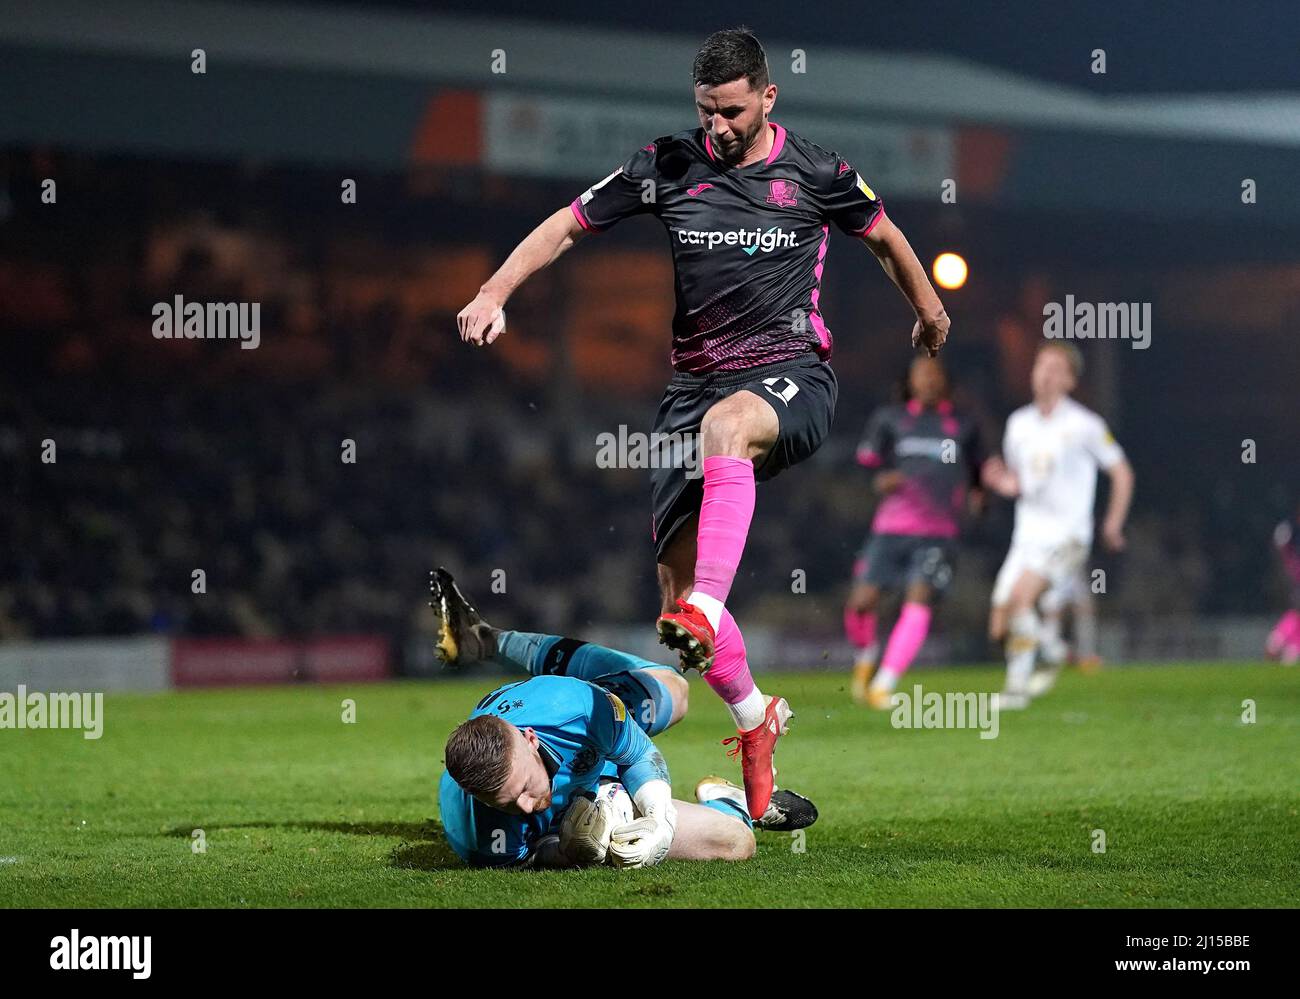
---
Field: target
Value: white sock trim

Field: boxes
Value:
[727,687,766,732]
[686,591,724,633]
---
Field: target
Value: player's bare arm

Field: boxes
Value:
[1101,458,1135,551]
[457,206,589,345]
[863,214,950,356]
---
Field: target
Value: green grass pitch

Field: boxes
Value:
[1,663,1296,907]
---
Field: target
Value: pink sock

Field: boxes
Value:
[880,602,933,679]
[1268,609,1300,654]
[692,456,755,603]
[704,607,756,705]
[1284,610,1300,645]
[843,606,877,648]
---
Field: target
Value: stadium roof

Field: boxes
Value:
[4,0,1300,148]
[312,0,1300,98]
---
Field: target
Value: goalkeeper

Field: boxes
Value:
[433,568,816,869]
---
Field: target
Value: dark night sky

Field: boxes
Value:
[263,0,1300,95]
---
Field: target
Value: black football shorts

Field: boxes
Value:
[648,352,837,562]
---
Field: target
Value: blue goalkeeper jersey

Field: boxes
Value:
[438,674,669,867]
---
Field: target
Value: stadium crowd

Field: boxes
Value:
[0,152,1292,667]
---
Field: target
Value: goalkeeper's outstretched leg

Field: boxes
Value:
[431,566,688,734]
[669,779,757,861]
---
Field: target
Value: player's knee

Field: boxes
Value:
[716,824,755,861]
[732,827,757,861]
[667,675,689,722]
[700,407,748,457]
[702,395,774,459]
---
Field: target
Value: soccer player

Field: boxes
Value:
[456,27,950,817]
[845,357,985,708]
[431,569,817,868]
[1266,505,1300,664]
[1036,571,1103,673]
[982,343,1134,708]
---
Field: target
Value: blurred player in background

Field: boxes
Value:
[1266,505,1300,664]
[983,343,1135,708]
[844,357,985,708]
[456,27,949,817]
[1035,571,1103,673]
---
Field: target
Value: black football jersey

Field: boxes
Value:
[571,122,885,374]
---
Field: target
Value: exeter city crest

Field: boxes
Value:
[766,179,799,208]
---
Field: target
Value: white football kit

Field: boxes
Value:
[992,397,1125,605]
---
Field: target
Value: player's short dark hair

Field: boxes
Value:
[445,715,514,797]
[1038,341,1085,378]
[693,27,769,91]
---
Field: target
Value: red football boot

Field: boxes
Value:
[722,695,793,819]
[656,599,716,673]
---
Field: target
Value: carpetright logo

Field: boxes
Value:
[676,226,798,255]
[50,930,151,979]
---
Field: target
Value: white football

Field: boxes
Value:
[595,778,636,828]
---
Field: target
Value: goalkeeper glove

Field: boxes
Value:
[607,779,676,869]
[558,791,615,866]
